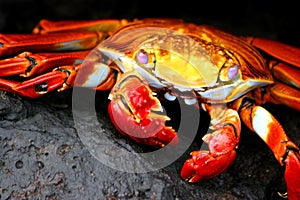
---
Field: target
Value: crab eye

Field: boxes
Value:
[219,64,239,82]
[227,64,239,79]
[135,49,156,68]
[136,49,148,64]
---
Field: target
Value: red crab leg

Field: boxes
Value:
[245,37,300,68]
[181,104,241,182]
[271,62,300,89]
[0,51,89,77]
[244,37,300,198]
[108,72,178,147]
[245,37,300,111]
[240,104,300,200]
[0,31,106,57]
[0,61,115,98]
[33,19,127,34]
[0,68,71,98]
[265,82,300,112]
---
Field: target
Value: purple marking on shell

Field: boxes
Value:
[227,64,239,79]
[137,49,148,64]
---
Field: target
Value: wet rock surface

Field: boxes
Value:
[1,91,298,200]
[2,89,300,200]
[1,1,300,199]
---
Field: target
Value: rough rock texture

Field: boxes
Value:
[0,1,300,199]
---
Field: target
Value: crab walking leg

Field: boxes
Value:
[0,61,115,98]
[240,105,300,200]
[0,51,89,77]
[33,19,126,34]
[245,37,300,69]
[108,72,178,147]
[0,32,106,57]
[271,62,300,90]
[181,104,241,182]
[267,83,300,112]
[0,69,70,98]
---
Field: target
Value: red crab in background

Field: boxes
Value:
[0,18,299,199]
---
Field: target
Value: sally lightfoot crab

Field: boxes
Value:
[0,18,299,199]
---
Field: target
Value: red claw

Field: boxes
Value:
[181,150,236,182]
[108,73,178,147]
[181,108,241,182]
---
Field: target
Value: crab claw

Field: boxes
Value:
[181,146,237,182]
[108,72,178,147]
[181,108,241,182]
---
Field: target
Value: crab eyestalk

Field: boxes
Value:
[108,72,178,147]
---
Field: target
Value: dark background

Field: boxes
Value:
[1,0,300,199]
[0,0,299,45]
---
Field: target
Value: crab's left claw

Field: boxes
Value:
[108,72,178,147]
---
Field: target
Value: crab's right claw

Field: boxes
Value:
[108,72,178,147]
[181,148,236,182]
[181,107,241,182]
